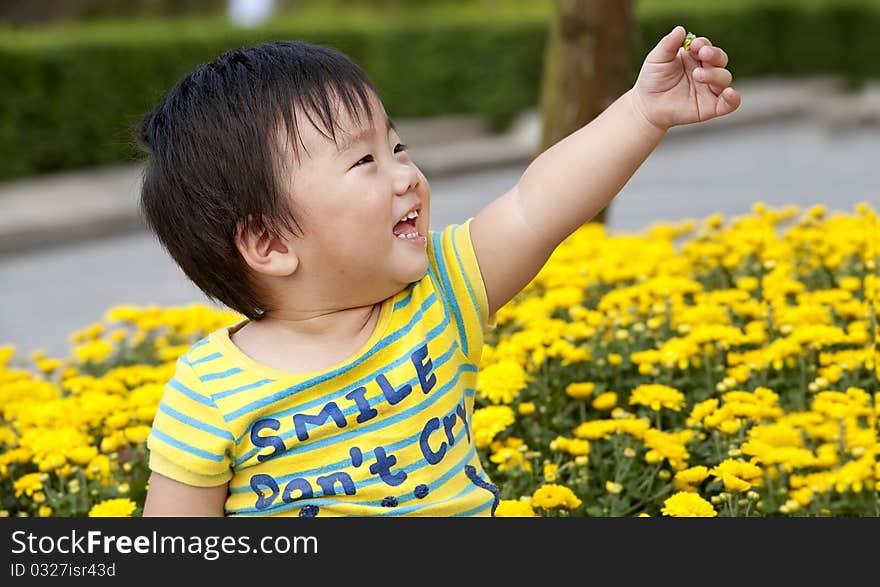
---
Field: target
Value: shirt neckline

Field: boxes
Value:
[210,294,395,381]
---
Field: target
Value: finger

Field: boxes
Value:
[715,87,742,118]
[694,66,733,92]
[689,35,713,51]
[688,36,711,60]
[649,25,687,63]
[697,44,729,68]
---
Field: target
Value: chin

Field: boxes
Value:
[401,256,428,286]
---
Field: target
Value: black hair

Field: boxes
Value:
[137,40,381,320]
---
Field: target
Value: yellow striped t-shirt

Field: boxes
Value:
[146,217,500,516]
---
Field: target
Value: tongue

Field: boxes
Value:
[393,219,415,236]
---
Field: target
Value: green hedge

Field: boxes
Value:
[0,1,878,180]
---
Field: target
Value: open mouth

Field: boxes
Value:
[393,208,422,239]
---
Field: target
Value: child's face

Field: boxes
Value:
[279,91,431,302]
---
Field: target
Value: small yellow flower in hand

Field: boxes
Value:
[683,32,696,52]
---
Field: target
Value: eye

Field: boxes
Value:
[352,144,408,168]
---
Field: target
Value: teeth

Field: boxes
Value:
[396,231,420,239]
[398,209,419,223]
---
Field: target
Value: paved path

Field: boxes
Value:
[2,76,879,358]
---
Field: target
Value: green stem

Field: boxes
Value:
[636,462,664,491]
[702,346,714,402]
[712,430,724,462]
[726,493,739,517]
[798,354,808,411]
[622,484,674,517]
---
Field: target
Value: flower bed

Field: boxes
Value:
[1,203,877,517]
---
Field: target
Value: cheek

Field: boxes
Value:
[417,176,431,206]
[331,210,394,256]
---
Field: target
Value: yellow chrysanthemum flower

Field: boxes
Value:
[710,458,763,482]
[495,499,537,517]
[13,473,44,498]
[674,465,710,490]
[517,402,535,415]
[88,498,138,517]
[0,344,15,367]
[531,484,582,510]
[476,360,530,405]
[565,381,595,400]
[661,491,718,517]
[605,481,623,495]
[629,384,686,412]
[35,358,63,374]
[721,472,753,493]
[73,340,114,365]
[592,391,618,411]
[564,438,591,457]
[472,406,515,449]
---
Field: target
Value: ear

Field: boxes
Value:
[234,216,299,277]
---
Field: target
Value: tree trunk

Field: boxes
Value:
[539,0,636,226]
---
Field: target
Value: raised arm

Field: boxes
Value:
[470,90,665,317]
[470,26,740,317]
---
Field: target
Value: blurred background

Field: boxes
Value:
[1,0,878,357]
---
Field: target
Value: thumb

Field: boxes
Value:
[647,25,687,63]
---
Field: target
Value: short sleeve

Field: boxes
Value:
[427,217,497,365]
[146,357,234,487]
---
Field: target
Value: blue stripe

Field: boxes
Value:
[452,498,494,517]
[234,350,473,465]
[212,378,274,401]
[191,337,210,350]
[230,384,473,490]
[188,352,222,366]
[394,288,414,311]
[226,293,439,426]
[158,402,234,441]
[432,228,468,357]
[149,428,226,462]
[425,266,454,338]
[168,378,214,407]
[200,367,243,382]
[451,223,484,334]
[229,431,486,516]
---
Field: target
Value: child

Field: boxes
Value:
[141,26,740,517]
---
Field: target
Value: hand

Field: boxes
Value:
[630,25,741,131]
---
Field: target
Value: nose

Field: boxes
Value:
[392,160,420,195]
